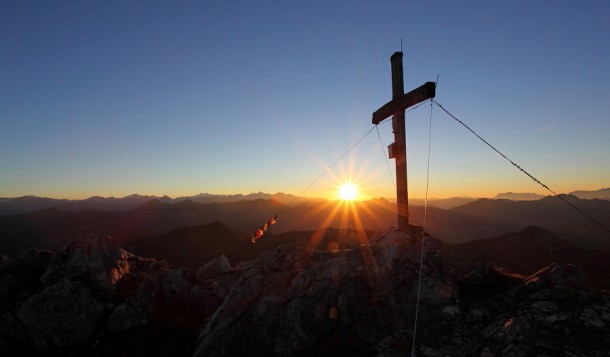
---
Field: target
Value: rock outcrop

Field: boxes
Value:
[0,235,235,356]
[40,235,131,297]
[195,228,456,356]
[447,262,610,357]
[1,227,609,356]
[17,278,110,348]
[194,228,610,356]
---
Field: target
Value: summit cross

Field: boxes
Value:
[372,52,436,232]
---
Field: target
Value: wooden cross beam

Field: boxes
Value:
[372,52,436,232]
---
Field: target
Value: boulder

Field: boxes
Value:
[106,297,151,333]
[196,255,231,281]
[136,267,224,326]
[16,248,53,276]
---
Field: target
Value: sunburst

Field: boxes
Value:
[338,182,358,201]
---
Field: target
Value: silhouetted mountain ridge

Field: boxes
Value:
[442,226,610,288]
[451,195,610,249]
[494,192,545,200]
[125,220,374,269]
[570,187,610,200]
[4,188,609,216]
[0,192,304,216]
[125,221,247,268]
[2,195,610,256]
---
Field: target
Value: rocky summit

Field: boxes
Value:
[0,227,609,356]
[194,227,456,356]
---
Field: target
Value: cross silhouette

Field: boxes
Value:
[372,52,436,231]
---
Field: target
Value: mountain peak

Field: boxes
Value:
[195,228,456,356]
[569,187,610,200]
[442,225,610,287]
[494,192,545,200]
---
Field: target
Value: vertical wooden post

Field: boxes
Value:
[390,52,409,231]
[372,52,435,233]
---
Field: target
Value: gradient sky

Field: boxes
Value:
[1,1,609,200]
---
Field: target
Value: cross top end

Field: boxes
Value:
[390,51,403,61]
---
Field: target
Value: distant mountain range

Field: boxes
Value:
[449,195,610,249]
[494,192,546,200]
[0,192,308,216]
[409,196,478,209]
[0,198,395,256]
[1,193,609,257]
[569,187,610,200]
[2,188,608,216]
[442,225,610,288]
[124,220,372,268]
[495,188,610,201]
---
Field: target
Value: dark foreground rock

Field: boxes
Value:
[450,262,610,357]
[194,228,610,356]
[194,227,455,356]
[1,228,609,356]
[0,236,236,356]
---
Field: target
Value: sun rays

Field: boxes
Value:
[282,138,398,293]
[287,193,393,297]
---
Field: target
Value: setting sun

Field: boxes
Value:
[338,182,358,201]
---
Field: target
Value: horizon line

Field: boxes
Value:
[0,191,593,202]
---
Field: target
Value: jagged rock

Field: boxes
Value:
[595,296,610,323]
[0,312,23,344]
[17,278,110,348]
[196,255,231,281]
[451,262,610,357]
[530,300,559,314]
[468,304,490,321]
[0,235,229,355]
[0,255,20,278]
[2,230,609,356]
[0,249,53,302]
[442,305,461,316]
[115,271,150,300]
[106,297,151,333]
[193,228,610,357]
[579,308,606,328]
[0,275,18,300]
[40,235,131,297]
[194,229,457,356]
[521,263,586,290]
[461,262,524,288]
[480,346,495,357]
[16,248,53,275]
[136,267,224,326]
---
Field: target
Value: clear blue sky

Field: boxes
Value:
[1,1,609,199]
